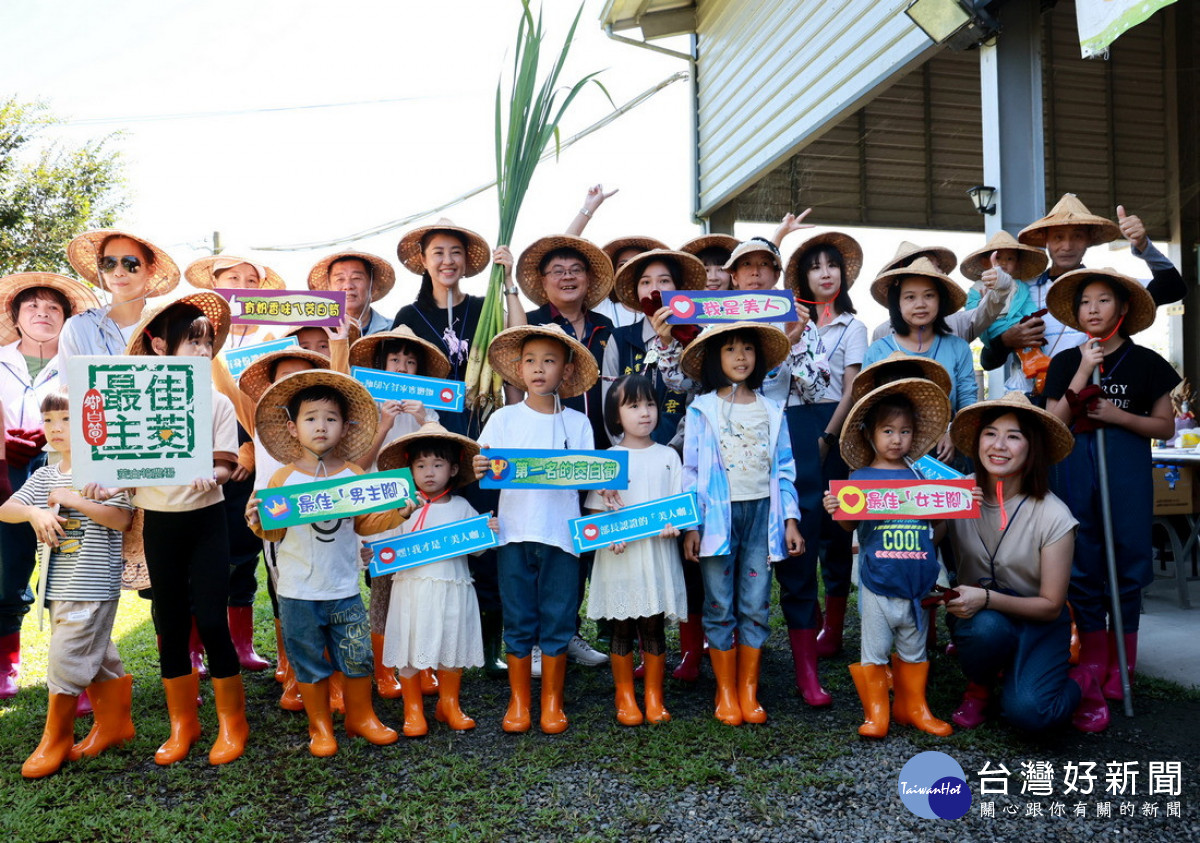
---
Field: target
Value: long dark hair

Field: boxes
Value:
[145,304,213,356]
[795,244,856,321]
[887,278,952,337]
[1072,277,1132,338]
[699,329,768,392]
[415,230,469,308]
[971,407,1049,499]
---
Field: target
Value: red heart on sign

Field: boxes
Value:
[379,548,395,564]
[582,524,599,541]
[840,490,863,510]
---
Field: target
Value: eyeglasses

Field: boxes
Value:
[98,255,144,274]
[544,266,586,280]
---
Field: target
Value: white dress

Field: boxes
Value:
[584,444,688,621]
[382,495,484,670]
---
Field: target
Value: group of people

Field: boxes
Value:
[0,186,1184,778]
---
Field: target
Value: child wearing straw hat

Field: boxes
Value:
[470,323,597,734]
[1042,268,1178,711]
[823,378,955,738]
[246,369,408,757]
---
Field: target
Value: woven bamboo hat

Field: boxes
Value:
[959,230,1048,282]
[877,241,957,276]
[282,322,362,348]
[613,249,707,308]
[602,236,669,268]
[1017,194,1121,248]
[0,272,101,346]
[870,256,968,313]
[185,256,287,291]
[950,391,1075,466]
[678,321,791,383]
[378,421,480,489]
[238,348,331,403]
[851,350,953,405]
[679,234,739,258]
[785,231,864,294]
[486,323,598,399]
[841,377,951,471]
[124,288,232,356]
[396,218,491,277]
[66,229,180,296]
[1045,267,1155,336]
[721,238,782,273]
[349,325,451,378]
[255,369,378,464]
[306,251,396,301]
[516,235,614,310]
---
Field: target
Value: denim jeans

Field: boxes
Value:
[497,542,580,658]
[0,454,45,636]
[278,594,372,684]
[699,497,772,650]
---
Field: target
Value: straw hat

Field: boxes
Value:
[396,218,491,277]
[124,288,232,356]
[950,391,1075,466]
[306,251,396,301]
[0,272,101,346]
[377,421,480,489]
[238,348,331,404]
[185,256,287,291]
[349,325,451,379]
[679,234,739,258]
[785,231,864,295]
[602,236,669,267]
[1045,267,1155,336]
[516,235,614,311]
[841,378,951,471]
[870,256,968,313]
[678,321,791,384]
[877,241,957,276]
[486,323,599,399]
[959,231,1048,282]
[1017,193,1121,248]
[721,239,782,273]
[282,322,362,348]
[851,350,953,405]
[613,249,707,308]
[66,229,180,296]
[254,369,378,464]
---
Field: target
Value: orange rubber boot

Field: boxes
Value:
[274,619,288,683]
[502,655,532,733]
[737,644,767,724]
[891,655,953,737]
[155,671,202,765]
[419,667,439,696]
[539,653,569,734]
[398,673,428,737]
[708,648,743,726]
[642,652,670,724]
[328,670,345,714]
[344,676,399,745]
[434,669,476,730]
[297,679,338,757]
[70,673,135,760]
[372,634,402,699]
[610,653,644,726]
[849,662,890,738]
[21,693,78,778]
[209,675,249,765]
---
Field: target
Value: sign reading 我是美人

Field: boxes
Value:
[661,290,799,324]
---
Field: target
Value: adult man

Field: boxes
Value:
[307,251,396,336]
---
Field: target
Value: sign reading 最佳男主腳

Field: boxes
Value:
[256,468,417,530]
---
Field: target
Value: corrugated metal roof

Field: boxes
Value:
[601,0,696,36]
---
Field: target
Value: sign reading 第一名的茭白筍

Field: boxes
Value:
[365,514,497,577]
[569,492,700,554]
[350,366,465,412]
[218,288,345,328]
[479,449,629,490]
[257,468,416,529]
[220,336,299,379]
[661,290,799,324]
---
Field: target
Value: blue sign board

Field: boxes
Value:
[569,492,701,554]
[480,449,629,490]
[351,366,466,412]
[221,336,299,379]
[366,514,497,576]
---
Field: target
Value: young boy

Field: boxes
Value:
[472,324,598,734]
[0,393,134,778]
[247,369,408,757]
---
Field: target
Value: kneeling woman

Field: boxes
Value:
[944,394,1107,732]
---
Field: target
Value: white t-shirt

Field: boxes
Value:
[478,401,594,555]
[717,396,771,501]
[818,313,868,402]
[133,390,239,512]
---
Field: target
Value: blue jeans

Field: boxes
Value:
[0,454,45,636]
[498,542,580,658]
[278,594,372,684]
[951,606,1080,732]
[700,498,772,650]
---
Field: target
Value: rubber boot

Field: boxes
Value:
[274,619,288,683]
[539,653,569,734]
[75,689,93,717]
[344,676,398,745]
[480,610,507,677]
[1067,605,1081,665]
[816,596,847,657]
[951,682,991,730]
[70,674,135,760]
[228,606,270,671]
[434,669,476,730]
[155,671,202,765]
[328,670,345,714]
[419,667,439,696]
[372,634,402,699]
[21,693,78,778]
[787,628,832,707]
[279,657,303,712]
[848,662,889,739]
[188,617,208,679]
[736,644,767,724]
[208,675,249,765]
[891,656,953,736]
[673,615,704,682]
[502,655,532,733]
[1102,631,1138,701]
[642,652,670,724]
[1069,664,1110,733]
[0,630,20,699]
[398,673,428,737]
[297,679,338,757]
[610,653,644,726]
[708,647,742,726]
[1076,629,1108,683]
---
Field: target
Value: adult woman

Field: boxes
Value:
[596,236,668,329]
[680,234,738,291]
[185,256,288,349]
[945,394,1107,732]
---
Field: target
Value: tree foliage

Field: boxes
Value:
[0,97,127,275]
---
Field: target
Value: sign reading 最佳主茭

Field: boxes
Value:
[220,336,299,379]
[217,288,345,328]
[257,468,417,529]
[661,290,799,324]
[830,479,978,521]
[479,449,629,490]
[68,356,213,487]
[365,514,497,577]
[350,366,465,412]
[569,492,700,554]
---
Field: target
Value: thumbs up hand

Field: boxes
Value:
[1117,205,1148,252]
[980,251,1012,292]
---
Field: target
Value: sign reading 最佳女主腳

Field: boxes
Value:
[256,468,417,530]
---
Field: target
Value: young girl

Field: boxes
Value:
[1043,269,1177,706]
[122,289,248,766]
[378,423,488,735]
[823,379,954,738]
[680,322,804,726]
[586,375,688,725]
[680,234,737,291]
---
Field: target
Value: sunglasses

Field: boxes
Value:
[98,255,144,274]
